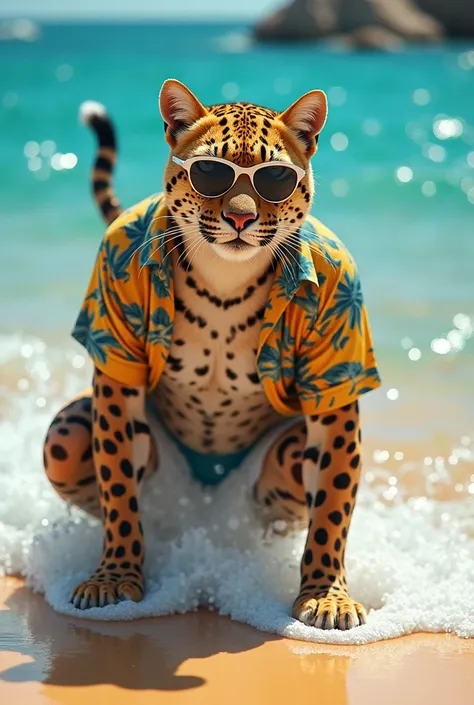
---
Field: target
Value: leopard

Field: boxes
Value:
[43,80,381,629]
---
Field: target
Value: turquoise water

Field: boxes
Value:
[1,22,473,454]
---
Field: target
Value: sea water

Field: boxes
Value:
[0,22,473,643]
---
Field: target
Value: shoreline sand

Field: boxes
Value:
[1,577,473,704]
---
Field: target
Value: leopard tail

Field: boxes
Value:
[79,101,123,225]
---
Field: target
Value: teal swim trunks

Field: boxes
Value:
[147,404,299,488]
[168,433,256,486]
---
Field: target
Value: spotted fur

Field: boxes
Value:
[44,81,369,628]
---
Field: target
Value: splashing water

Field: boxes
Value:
[1,335,474,644]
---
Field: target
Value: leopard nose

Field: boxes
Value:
[222,211,258,232]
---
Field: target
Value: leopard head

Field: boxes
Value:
[159,79,327,265]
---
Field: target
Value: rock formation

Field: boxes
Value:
[254,0,472,48]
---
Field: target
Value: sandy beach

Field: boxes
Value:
[1,577,474,705]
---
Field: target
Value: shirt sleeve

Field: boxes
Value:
[71,221,149,387]
[295,257,382,416]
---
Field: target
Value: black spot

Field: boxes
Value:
[226,351,234,360]
[111,483,126,497]
[125,422,133,440]
[66,415,92,431]
[102,385,113,398]
[303,447,320,464]
[51,445,68,461]
[137,466,146,483]
[100,465,111,482]
[342,527,348,539]
[121,387,139,397]
[109,509,118,522]
[119,521,132,538]
[291,462,302,484]
[94,438,100,453]
[328,511,343,525]
[77,475,95,487]
[344,420,355,432]
[211,330,219,339]
[103,439,118,455]
[109,404,121,417]
[321,414,337,425]
[310,414,319,422]
[314,490,327,507]
[81,446,92,462]
[106,530,113,543]
[335,538,342,551]
[276,435,299,465]
[328,574,337,583]
[129,496,138,512]
[333,473,351,489]
[133,420,150,434]
[225,368,238,381]
[344,502,351,516]
[115,545,125,558]
[314,528,329,545]
[58,427,69,436]
[305,492,313,508]
[347,441,356,454]
[333,557,341,570]
[120,459,133,478]
[304,549,313,565]
[114,431,124,442]
[132,540,141,557]
[333,435,345,449]
[350,454,360,469]
[312,569,324,580]
[220,398,232,407]
[99,415,109,431]
[351,483,359,498]
[121,561,131,569]
[321,553,332,567]
[320,452,332,470]
[195,365,209,376]
[106,562,117,570]
[247,372,259,384]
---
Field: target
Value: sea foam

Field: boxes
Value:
[1,335,473,644]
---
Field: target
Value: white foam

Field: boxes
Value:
[1,336,474,644]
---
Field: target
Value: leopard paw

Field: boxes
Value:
[292,591,366,630]
[70,571,144,609]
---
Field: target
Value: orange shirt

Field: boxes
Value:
[72,193,381,416]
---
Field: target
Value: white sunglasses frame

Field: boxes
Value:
[172,155,306,204]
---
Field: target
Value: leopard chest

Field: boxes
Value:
[150,265,281,454]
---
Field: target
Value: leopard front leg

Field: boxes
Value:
[293,401,366,630]
[70,368,152,610]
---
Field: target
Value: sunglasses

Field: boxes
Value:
[172,155,306,204]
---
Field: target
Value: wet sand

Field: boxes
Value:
[1,577,473,705]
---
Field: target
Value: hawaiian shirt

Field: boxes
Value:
[72,193,382,417]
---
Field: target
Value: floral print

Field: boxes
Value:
[72,193,381,412]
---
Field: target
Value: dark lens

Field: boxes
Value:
[253,165,298,203]
[189,159,235,197]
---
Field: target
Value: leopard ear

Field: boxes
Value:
[159,79,207,146]
[279,90,328,156]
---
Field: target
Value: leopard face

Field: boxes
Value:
[159,80,327,264]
